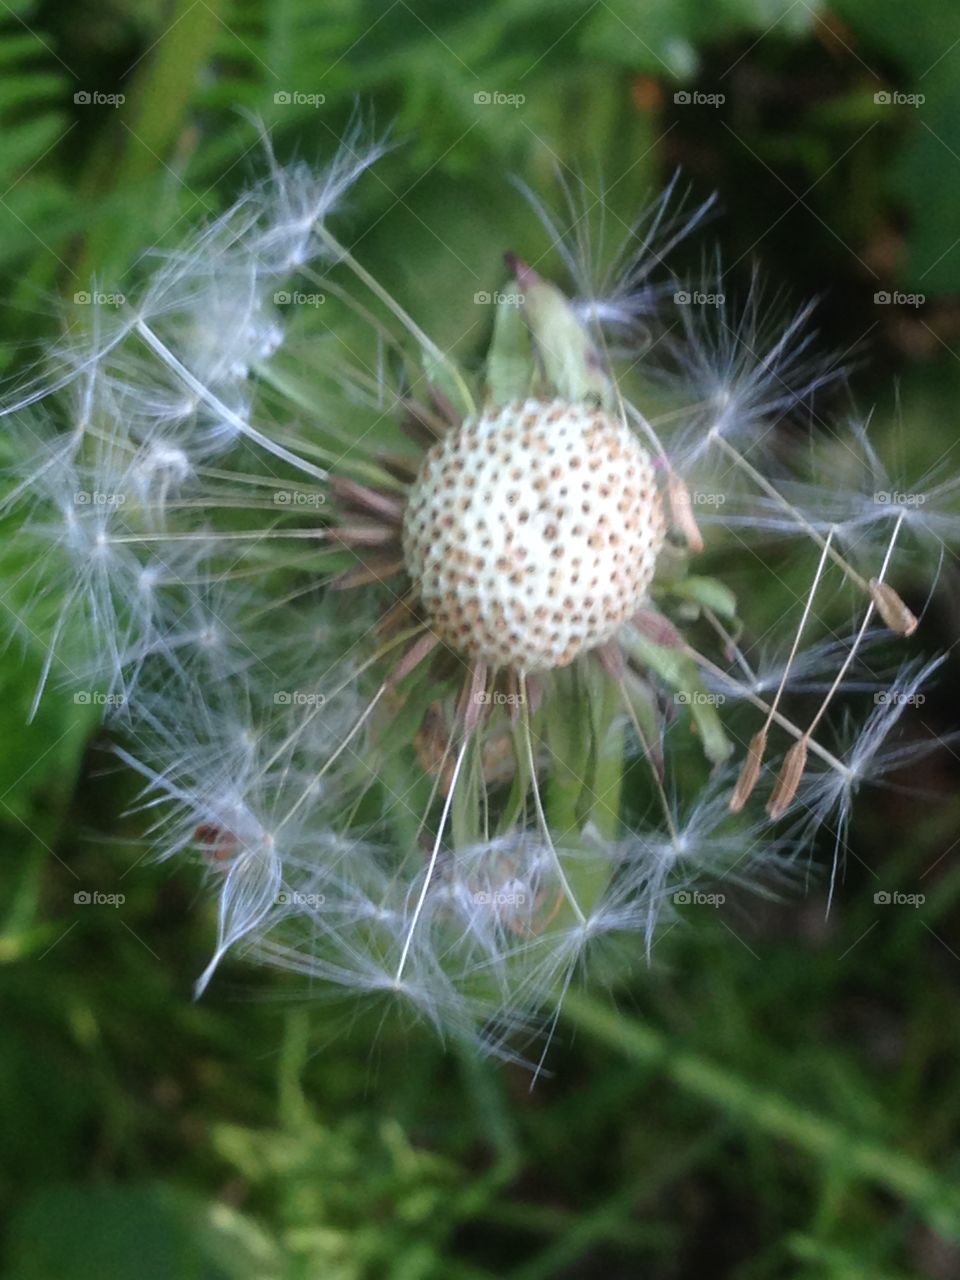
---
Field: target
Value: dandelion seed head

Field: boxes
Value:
[6,129,952,1063]
[403,397,665,670]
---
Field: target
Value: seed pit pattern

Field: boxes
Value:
[402,398,666,670]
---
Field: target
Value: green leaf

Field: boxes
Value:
[621,628,733,764]
[485,288,534,404]
[669,574,738,620]
[6,1185,281,1280]
[513,264,610,405]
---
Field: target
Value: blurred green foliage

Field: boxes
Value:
[2,0,960,1276]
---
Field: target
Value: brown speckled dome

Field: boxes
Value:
[402,398,665,671]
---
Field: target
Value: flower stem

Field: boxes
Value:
[561,991,960,1240]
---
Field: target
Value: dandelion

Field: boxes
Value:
[5,129,949,1059]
